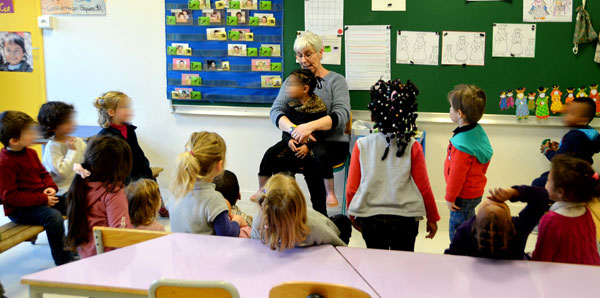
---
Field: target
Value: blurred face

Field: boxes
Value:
[54,112,76,137]
[286,75,307,99]
[296,46,322,74]
[10,124,38,148]
[563,101,589,127]
[3,41,25,66]
[109,98,133,124]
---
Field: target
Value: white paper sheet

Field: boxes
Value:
[523,0,572,23]
[297,31,342,65]
[492,23,536,58]
[372,0,406,11]
[345,25,391,90]
[396,31,439,66]
[304,0,344,36]
[441,31,486,66]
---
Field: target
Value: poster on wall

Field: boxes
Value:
[492,23,536,58]
[0,32,33,72]
[396,31,439,66]
[441,31,486,66]
[304,0,344,35]
[523,0,572,22]
[42,0,106,15]
[296,31,342,65]
[0,0,14,13]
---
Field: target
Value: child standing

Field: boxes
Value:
[445,84,493,240]
[0,111,75,265]
[533,97,600,187]
[533,155,600,265]
[38,101,87,200]
[168,132,247,236]
[346,79,439,251]
[94,91,153,183]
[251,173,347,251]
[65,136,133,258]
[0,33,33,72]
[253,69,339,208]
[126,179,165,231]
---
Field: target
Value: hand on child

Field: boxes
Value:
[295,145,310,159]
[446,201,461,211]
[232,214,248,227]
[291,123,314,143]
[43,187,56,196]
[47,195,59,207]
[288,139,299,152]
[487,187,519,203]
[66,138,77,150]
[425,220,437,239]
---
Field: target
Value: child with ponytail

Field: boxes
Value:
[168,131,247,236]
[66,136,133,258]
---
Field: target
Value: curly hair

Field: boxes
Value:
[369,79,419,160]
[37,101,74,139]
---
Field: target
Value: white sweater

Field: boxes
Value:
[42,137,87,196]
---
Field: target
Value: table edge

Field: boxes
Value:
[21,278,148,295]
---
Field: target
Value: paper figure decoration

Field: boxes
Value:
[552,0,571,17]
[565,87,576,103]
[499,91,508,111]
[515,88,529,119]
[506,90,515,109]
[550,85,563,114]
[576,86,588,97]
[528,92,537,111]
[529,0,550,20]
[536,87,550,119]
[589,84,600,116]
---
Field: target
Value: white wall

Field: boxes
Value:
[42,1,600,213]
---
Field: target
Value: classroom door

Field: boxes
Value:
[0,0,46,151]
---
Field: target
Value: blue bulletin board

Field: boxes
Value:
[165,0,283,106]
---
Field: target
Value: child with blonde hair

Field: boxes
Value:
[126,179,165,231]
[94,91,153,183]
[251,173,347,251]
[168,132,247,236]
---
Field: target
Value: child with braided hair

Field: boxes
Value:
[345,79,440,251]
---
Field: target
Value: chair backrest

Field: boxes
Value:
[269,282,371,298]
[93,226,170,255]
[149,278,240,298]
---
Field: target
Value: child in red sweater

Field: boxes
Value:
[0,111,76,265]
[532,155,600,265]
[446,85,493,240]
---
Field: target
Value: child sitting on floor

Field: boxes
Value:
[126,179,165,231]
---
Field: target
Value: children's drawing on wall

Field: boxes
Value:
[536,87,550,119]
[441,31,485,66]
[0,32,33,72]
[549,85,563,114]
[523,0,572,22]
[396,31,439,66]
[493,24,536,58]
[515,87,529,119]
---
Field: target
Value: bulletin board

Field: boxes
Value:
[165,0,283,107]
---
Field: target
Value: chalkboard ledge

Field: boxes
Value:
[171,105,599,128]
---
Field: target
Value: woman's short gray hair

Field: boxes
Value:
[293,32,323,54]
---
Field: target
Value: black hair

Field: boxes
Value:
[2,33,28,62]
[214,170,240,207]
[0,111,35,147]
[37,101,75,139]
[290,69,321,96]
[369,79,419,160]
[571,97,596,124]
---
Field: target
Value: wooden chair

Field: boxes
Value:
[269,282,371,298]
[93,226,169,255]
[149,278,240,298]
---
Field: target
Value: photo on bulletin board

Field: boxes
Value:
[0,32,33,72]
[189,0,210,9]
[261,75,282,88]
[215,1,225,9]
[205,59,222,70]
[173,58,191,70]
[492,23,536,58]
[230,29,251,41]
[172,9,193,24]
[254,13,273,26]
[242,0,257,9]
[182,73,200,85]
[260,44,281,56]
[174,88,193,99]
[207,28,227,40]
[252,59,271,71]
[441,31,486,66]
[203,9,223,23]
[228,44,247,56]
[172,43,192,55]
[523,0,572,22]
[221,61,230,70]
[228,9,246,24]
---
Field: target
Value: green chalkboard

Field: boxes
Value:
[282,0,600,114]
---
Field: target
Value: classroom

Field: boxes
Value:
[1,0,600,297]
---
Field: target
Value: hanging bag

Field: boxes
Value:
[573,0,598,54]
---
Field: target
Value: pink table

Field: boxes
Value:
[22,233,377,298]
[337,246,600,298]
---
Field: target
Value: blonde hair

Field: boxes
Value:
[93,91,130,128]
[293,31,323,54]
[447,84,487,124]
[257,174,310,251]
[171,131,226,199]
[126,179,162,226]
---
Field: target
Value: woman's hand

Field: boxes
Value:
[291,123,314,144]
[295,145,310,159]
